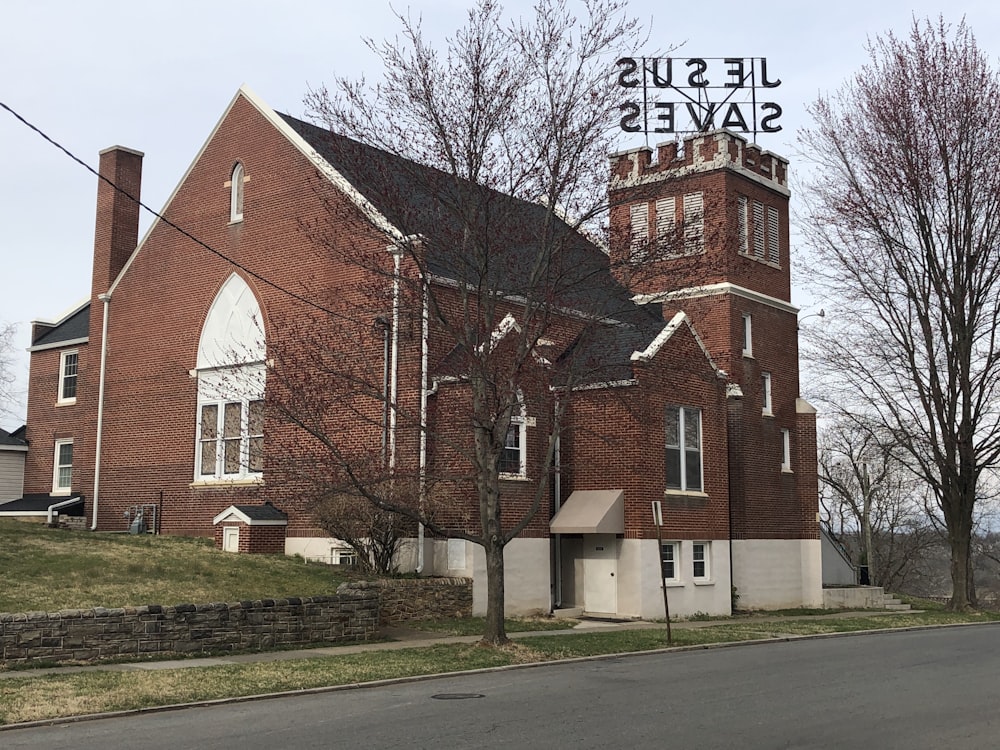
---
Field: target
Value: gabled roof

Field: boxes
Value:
[0,427,28,452]
[213,503,288,526]
[277,111,660,326]
[30,301,90,349]
[630,311,720,374]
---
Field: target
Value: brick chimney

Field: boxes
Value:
[91,146,143,298]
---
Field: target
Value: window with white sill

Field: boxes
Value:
[230,162,245,223]
[761,372,772,416]
[661,541,679,582]
[52,438,73,495]
[58,350,78,403]
[195,273,266,482]
[665,406,702,492]
[692,541,710,580]
[499,394,527,478]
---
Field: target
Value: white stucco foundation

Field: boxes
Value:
[731,538,823,609]
[616,539,732,619]
[470,539,552,616]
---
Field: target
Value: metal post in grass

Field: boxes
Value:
[652,501,672,644]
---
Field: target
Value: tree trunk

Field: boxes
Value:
[948,528,977,611]
[481,538,509,646]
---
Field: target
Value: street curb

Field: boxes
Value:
[4,619,1000,732]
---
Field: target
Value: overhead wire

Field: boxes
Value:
[0,99,374,327]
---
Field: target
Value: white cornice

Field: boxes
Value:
[28,337,88,353]
[633,282,799,315]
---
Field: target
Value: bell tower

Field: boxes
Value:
[608,130,819,589]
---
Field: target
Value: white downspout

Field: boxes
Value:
[553,395,562,608]
[417,277,430,574]
[91,293,111,531]
[387,246,403,470]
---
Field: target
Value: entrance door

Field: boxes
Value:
[583,534,618,614]
[223,526,240,552]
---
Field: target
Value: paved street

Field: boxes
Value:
[5,625,1000,749]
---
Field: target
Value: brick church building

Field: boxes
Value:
[19,86,821,618]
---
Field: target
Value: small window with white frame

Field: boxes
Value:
[53,438,73,495]
[58,350,78,404]
[660,541,679,582]
[331,547,358,567]
[741,314,753,357]
[230,162,245,223]
[692,541,710,580]
[761,372,772,416]
[499,395,527,478]
[781,428,792,472]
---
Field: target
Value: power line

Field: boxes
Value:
[0,100,373,327]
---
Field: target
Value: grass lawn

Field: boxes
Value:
[0,520,350,613]
[2,610,998,725]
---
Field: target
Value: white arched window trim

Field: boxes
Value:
[230,162,245,223]
[193,274,265,484]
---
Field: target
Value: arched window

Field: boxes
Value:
[230,162,245,223]
[195,274,265,482]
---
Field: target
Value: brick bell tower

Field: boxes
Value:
[608,129,821,608]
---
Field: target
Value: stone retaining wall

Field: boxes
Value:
[0,577,472,666]
[0,590,378,666]
[343,577,473,625]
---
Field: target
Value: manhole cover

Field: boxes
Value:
[431,693,485,700]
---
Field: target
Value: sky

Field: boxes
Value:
[2,0,999,430]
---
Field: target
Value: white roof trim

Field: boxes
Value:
[28,336,88,353]
[630,310,720,373]
[30,297,90,329]
[107,85,405,297]
[632,282,799,315]
[239,85,403,242]
[212,505,288,526]
[0,444,28,453]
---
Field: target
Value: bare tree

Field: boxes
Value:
[0,322,17,422]
[799,17,1000,609]
[265,0,652,645]
[818,416,938,591]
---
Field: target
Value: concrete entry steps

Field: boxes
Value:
[884,594,912,612]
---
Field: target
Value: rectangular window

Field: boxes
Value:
[781,428,792,472]
[629,202,649,256]
[742,314,753,357]
[665,406,702,492]
[198,399,264,480]
[499,415,526,476]
[58,350,78,403]
[767,206,780,265]
[661,542,678,582]
[53,439,73,495]
[692,542,710,580]
[761,372,772,416]
[683,192,704,254]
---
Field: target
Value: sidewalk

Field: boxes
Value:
[0,609,917,680]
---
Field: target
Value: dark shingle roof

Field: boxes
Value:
[0,427,27,448]
[33,304,90,347]
[233,503,287,522]
[278,113,662,328]
[0,494,84,514]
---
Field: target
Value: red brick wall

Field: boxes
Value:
[561,319,730,541]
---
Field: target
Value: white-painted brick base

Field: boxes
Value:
[732,539,823,609]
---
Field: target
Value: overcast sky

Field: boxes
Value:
[2,0,998,429]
